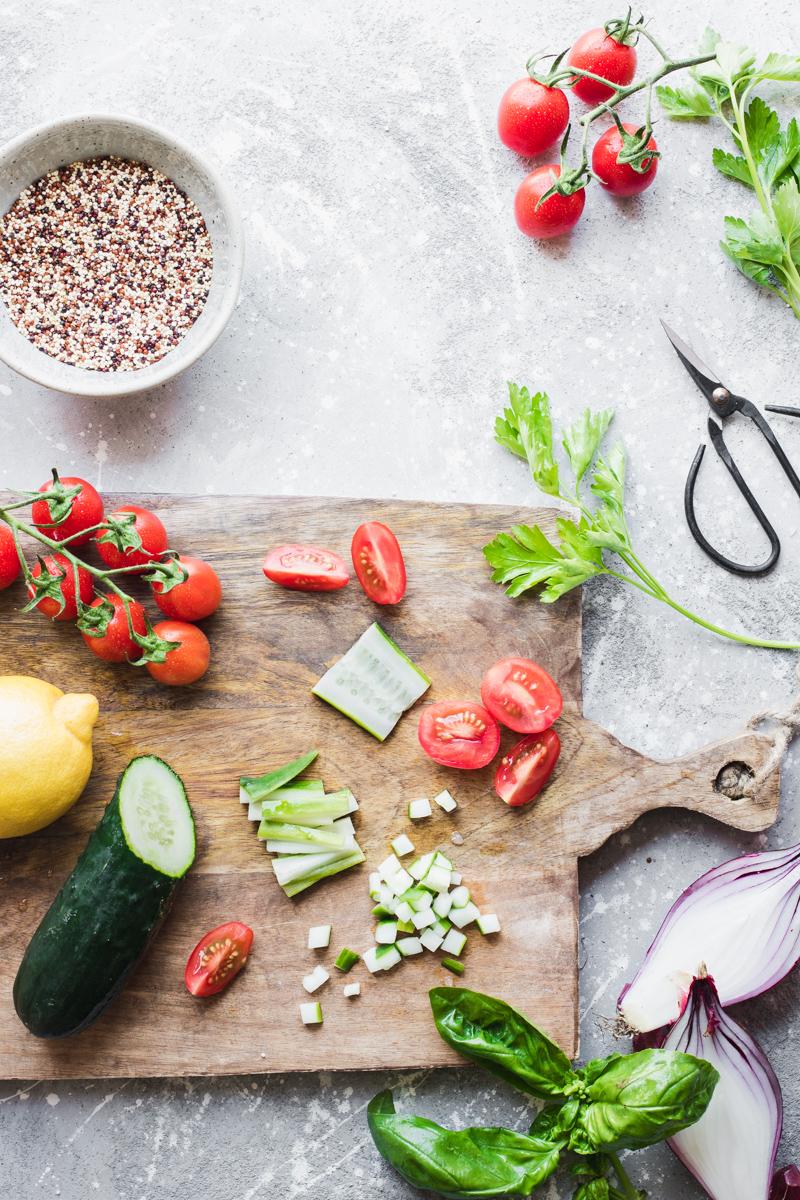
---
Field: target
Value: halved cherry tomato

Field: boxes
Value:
[28,552,94,620]
[567,27,637,104]
[0,526,20,590]
[263,544,349,591]
[495,729,561,807]
[481,657,563,734]
[185,921,253,997]
[32,476,104,547]
[81,593,147,663]
[152,555,222,621]
[146,620,210,686]
[418,701,501,769]
[96,504,168,569]
[351,521,406,605]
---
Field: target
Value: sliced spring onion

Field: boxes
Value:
[302,965,330,993]
[420,928,444,952]
[442,957,465,976]
[281,849,366,898]
[312,622,431,741]
[391,833,415,858]
[477,913,501,935]
[433,789,457,813]
[408,797,432,820]
[343,982,361,998]
[300,1001,323,1024]
[450,901,480,929]
[397,936,424,956]
[308,924,332,950]
[441,929,467,956]
[241,749,319,802]
[334,948,360,972]
[376,920,398,945]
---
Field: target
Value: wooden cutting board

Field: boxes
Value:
[0,495,780,1079]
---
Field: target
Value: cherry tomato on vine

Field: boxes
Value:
[351,522,406,605]
[494,729,561,807]
[262,544,349,591]
[28,552,94,621]
[81,593,147,663]
[96,504,168,569]
[0,526,20,590]
[418,700,501,770]
[185,921,253,997]
[592,122,658,196]
[32,476,104,547]
[152,555,222,621]
[146,620,210,686]
[567,27,637,104]
[480,657,563,734]
[514,165,586,239]
[497,78,570,157]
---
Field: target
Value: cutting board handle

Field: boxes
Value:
[563,718,780,857]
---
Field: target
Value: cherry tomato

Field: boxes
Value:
[152,555,222,621]
[96,504,168,570]
[81,593,147,663]
[480,657,563,734]
[351,522,406,605]
[567,28,637,104]
[28,552,94,620]
[497,78,570,156]
[0,526,20,590]
[514,165,586,239]
[418,701,501,770]
[262,544,349,591]
[592,122,658,196]
[495,729,561,807]
[146,620,211,686]
[185,921,253,997]
[31,476,104,547]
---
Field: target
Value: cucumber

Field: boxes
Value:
[14,755,195,1039]
[312,622,430,741]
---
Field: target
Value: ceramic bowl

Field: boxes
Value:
[0,113,243,397]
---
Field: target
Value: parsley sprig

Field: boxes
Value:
[484,384,800,650]
[658,29,800,320]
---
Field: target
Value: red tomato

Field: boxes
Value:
[514,165,586,239]
[146,620,211,686]
[567,28,637,104]
[480,657,563,734]
[185,921,253,997]
[0,526,20,590]
[497,78,570,156]
[495,729,561,807]
[81,593,147,662]
[96,504,168,569]
[28,552,94,620]
[262,544,349,591]
[418,701,501,770]
[31,476,104,547]
[592,123,658,196]
[351,522,406,605]
[152,556,222,621]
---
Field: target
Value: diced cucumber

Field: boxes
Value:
[281,849,365,898]
[397,936,423,956]
[441,929,467,956]
[312,623,430,741]
[450,871,462,886]
[433,789,457,813]
[343,982,361,998]
[334,948,360,972]
[368,871,382,898]
[379,854,402,881]
[391,833,415,858]
[408,797,432,820]
[477,913,501,935]
[442,957,465,976]
[302,965,330,993]
[397,919,415,934]
[401,887,433,912]
[450,885,470,908]
[395,901,414,923]
[420,928,443,952]
[241,750,319,802]
[409,852,435,881]
[433,852,453,871]
[423,864,451,893]
[378,885,398,911]
[431,918,451,939]
[376,920,398,945]
[450,901,480,929]
[300,1001,323,1024]
[363,947,382,974]
[308,924,332,950]
[372,903,396,919]
[411,907,436,930]
[375,945,402,971]
[433,891,453,918]
[385,868,414,896]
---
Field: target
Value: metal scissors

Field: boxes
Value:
[662,320,800,577]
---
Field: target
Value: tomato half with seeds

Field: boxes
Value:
[495,729,561,807]
[351,521,406,605]
[263,544,349,591]
[81,593,147,662]
[185,921,253,997]
[0,526,20,590]
[481,657,563,733]
[28,552,94,620]
[418,701,501,770]
[32,476,104,547]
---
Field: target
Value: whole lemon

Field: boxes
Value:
[0,676,98,838]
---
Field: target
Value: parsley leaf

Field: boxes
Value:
[712,149,753,187]
[657,85,714,119]
[483,521,604,603]
[562,409,614,483]
[495,383,560,497]
[757,52,800,82]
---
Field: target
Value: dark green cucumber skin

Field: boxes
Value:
[14,774,184,1039]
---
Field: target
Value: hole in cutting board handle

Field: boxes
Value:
[714,760,755,800]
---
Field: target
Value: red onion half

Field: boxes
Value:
[663,974,782,1200]
[618,842,800,1032]
[772,1165,800,1199]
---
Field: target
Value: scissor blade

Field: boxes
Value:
[660,319,725,403]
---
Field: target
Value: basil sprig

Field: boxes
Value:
[368,988,718,1200]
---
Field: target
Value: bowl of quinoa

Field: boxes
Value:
[0,113,243,396]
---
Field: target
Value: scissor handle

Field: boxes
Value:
[740,398,800,500]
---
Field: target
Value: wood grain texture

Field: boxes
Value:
[0,494,780,1078]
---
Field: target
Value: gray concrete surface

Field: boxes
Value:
[2,0,800,1195]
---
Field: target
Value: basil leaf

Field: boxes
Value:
[529,1097,580,1142]
[571,1049,719,1153]
[573,1181,610,1200]
[368,1092,560,1199]
[430,988,578,1100]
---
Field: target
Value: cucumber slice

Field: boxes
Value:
[312,623,430,741]
[240,750,318,802]
[118,755,195,878]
